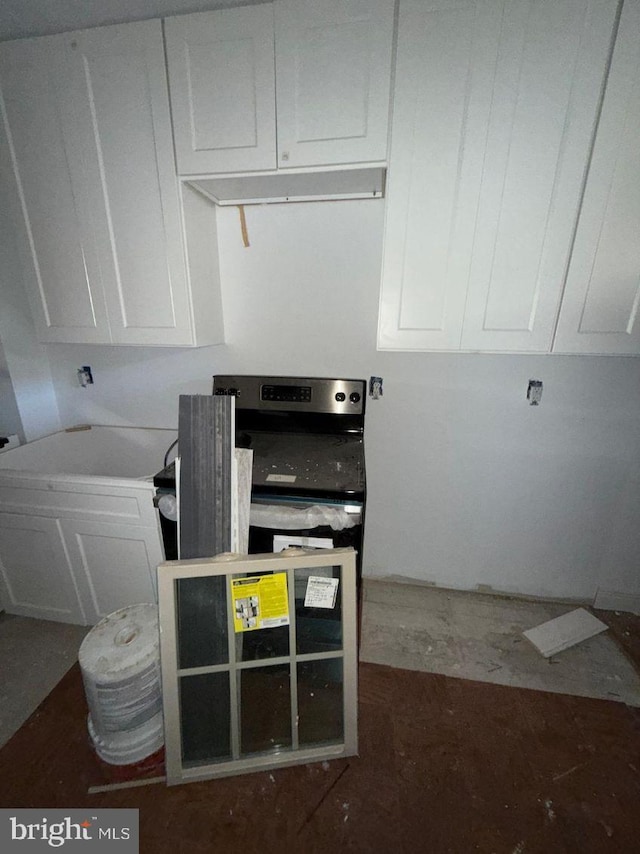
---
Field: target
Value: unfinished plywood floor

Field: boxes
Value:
[1,588,640,851]
[360,580,640,706]
[1,658,639,852]
[2,582,639,753]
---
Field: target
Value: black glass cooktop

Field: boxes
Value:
[154,431,365,501]
[247,431,364,497]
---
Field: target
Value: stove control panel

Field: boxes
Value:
[262,384,312,403]
[213,375,365,415]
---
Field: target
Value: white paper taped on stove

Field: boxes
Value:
[250,503,359,531]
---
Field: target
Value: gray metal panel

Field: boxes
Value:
[176,395,234,697]
[178,394,233,559]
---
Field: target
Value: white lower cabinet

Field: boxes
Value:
[0,513,164,626]
[0,20,223,347]
[0,514,85,624]
[59,519,163,625]
[0,467,166,626]
[378,0,620,353]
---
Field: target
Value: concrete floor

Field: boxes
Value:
[0,612,88,748]
[360,579,640,706]
[2,578,639,750]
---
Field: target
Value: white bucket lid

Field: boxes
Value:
[79,603,159,682]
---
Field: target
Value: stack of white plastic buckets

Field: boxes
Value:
[79,603,164,777]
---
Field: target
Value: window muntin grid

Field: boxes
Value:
[158,548,357,784]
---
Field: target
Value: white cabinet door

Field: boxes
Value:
[165,5,277,175]
[0,22,223,348]
[378,0,617,352]
[60,519,163,625]
[0,39,111,344]
[554,0,640,355]
[274,0,395,168]
[0,514,86,624]
[379,0,498,350]
[54,21,196,346]
[460,0,617,352]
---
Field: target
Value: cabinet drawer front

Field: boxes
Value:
[0,478,157,526]
[165,5,277,174]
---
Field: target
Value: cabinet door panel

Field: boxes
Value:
[165,5,277,174]
[378,0,617,352]
[0,514,85,624]
[0,40,110,343]
[554,0,640,354]
[275,0,394,167]
[379,0,502,350]
[461,0,617,352]
[58,21,194,346]
[61,519,163,625]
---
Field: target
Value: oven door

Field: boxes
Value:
[247,494,362,657]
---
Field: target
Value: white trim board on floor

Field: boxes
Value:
[593,589,640,616]
[523,608,608,658]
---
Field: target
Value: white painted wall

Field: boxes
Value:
[45,200,640,601]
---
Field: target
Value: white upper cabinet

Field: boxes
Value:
[0,21,223,347]
[164,5,277,175]
[56,22,195,347]
[554,0,640,355]
[0,38,110,344]
[165,0,395,175]
[274,0,395,168]
[378,0,618,352]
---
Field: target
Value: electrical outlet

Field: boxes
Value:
[77,366,94,387]
[527,379,543,405]
[369,376,383,399]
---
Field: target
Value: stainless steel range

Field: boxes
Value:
[154,375,367,590]
[213,374,366,587]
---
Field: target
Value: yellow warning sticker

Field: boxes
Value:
[232,573,289,633]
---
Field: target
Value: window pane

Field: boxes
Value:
[176,576,228,669]
[297,659,343,747]
[180,672,231,766]
[294,565,342,655]
[240,664,292,756]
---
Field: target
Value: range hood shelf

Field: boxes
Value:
[185,166,386,206]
